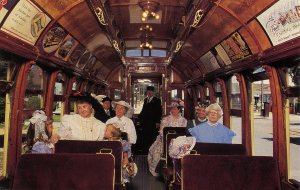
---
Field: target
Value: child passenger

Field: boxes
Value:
[104,124,137,183]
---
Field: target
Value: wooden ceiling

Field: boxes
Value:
[1,0,300,85]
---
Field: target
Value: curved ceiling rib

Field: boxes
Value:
[215,2,263,54]
[35,0,85,46]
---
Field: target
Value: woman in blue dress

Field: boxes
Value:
[188,103,235,144]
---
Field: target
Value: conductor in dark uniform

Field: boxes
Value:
[139,86,162,154]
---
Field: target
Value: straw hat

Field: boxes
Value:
[167,99,184,108]
[113,100,132,109]
[169,136,196,159]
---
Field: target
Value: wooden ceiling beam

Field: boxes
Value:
[167,0,218,66]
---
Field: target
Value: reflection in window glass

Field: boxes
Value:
[24,95,42,110]
[171,90,178,99]
[27,65,43,90]
[55,74,65,95]
[72,82,77,91]
[55,83,63,95]
[114,89,121,100]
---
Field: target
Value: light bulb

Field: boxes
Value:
[155,14,160,19]
[140,27,143,31]
[146,43,149,47]
[142,11,148,18]
[140,44,143,48]
[142,17,146,21]
[150,27,153,31]
[149,44,153,49]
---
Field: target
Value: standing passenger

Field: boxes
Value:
[50,92,106,143]
[148,99,187,176]
[106,101,137,144]
[139,86,162,154]
[189,103,235,143]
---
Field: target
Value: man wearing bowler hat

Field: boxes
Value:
[94,96,116,123]
[139,86,162,154]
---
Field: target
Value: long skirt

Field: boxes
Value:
[147,135,163,176]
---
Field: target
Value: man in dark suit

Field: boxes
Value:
[139,86,162,154]
[94,96,116,123]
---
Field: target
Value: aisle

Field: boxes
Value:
[127,155,165,190]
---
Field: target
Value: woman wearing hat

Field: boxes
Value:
[148,99,187,176]
[106,101,137,144]
[186,101,208,135]
[188,103,235,143]
[50,92,106,143]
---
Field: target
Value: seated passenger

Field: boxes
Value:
[50,92,106,143]
[104,124,137,183]
[25,110,54,153]
[93,95,116,123]
[106,101,136,144]
[186,101,208,135]
[189,103,235,143]
[148,99,187,176]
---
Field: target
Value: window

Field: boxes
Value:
[287,65,300,181]
[22,64,44,155]
[230,75,242,144]
[126,50,141,57]
[53,73,66,122]
[214,82,223,107]
[114,89,121,100]
[142,49,150,56]
[252,79,273,157]
[151,50,166,57]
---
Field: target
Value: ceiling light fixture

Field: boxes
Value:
[139,33,153,49]
[139,25,153,32]
[138,0,160,22]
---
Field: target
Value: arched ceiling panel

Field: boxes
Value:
[34,0,79,17]
[57,2,102,44]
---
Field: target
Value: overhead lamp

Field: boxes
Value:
[140,41,153,49]
[138,0,160,22]
[139,32,153,49]
[139,25,153,31]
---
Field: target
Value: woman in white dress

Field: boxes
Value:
[147,99,187,176]
[106,101,137,144]
[50,92,106,143]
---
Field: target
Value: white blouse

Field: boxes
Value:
[58,114,106,141]
[106,116,137,144]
